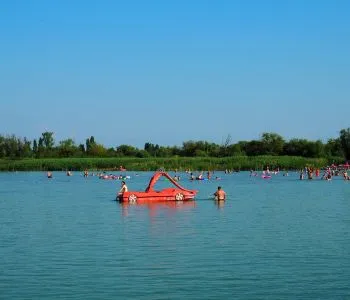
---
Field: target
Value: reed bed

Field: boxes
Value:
[0,156,332,171]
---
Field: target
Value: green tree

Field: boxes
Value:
[41,132,55,149]
[22,138,32,157]
[182,140,217,157]
[284,139,324,158]
[339,128,350,160]
[144,142,160,156]
[308,140,325,158]
[116,144,139,157]
[58,139,79,157]
[157,146,172,157]
[182,141,198,157]
[37,137,45,157]
[241,140,265,156]
[195,149,208,157]
[0,135,5,157]
[261,132,285,155]
[5,135,19,158]
[86,136,96,155]
[135,149,150,158]
[220,134,232,156]
[227,144,244,156]
[325,138,343,157]
[33,139,38,154]
[283,139,309,156]
[88,143,107,157]
[170,146,182,156]
[79,144,85,153]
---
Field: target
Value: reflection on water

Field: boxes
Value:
[214,199,225,209]
[1,171,350,300]
[120,200,196,217]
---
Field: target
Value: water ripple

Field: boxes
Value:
[1,171,350,299]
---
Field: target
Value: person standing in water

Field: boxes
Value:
[118,181,128,196]
[214,186,226,200]
[207,171,211,180]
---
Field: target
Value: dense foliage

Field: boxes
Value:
[0,130,349,160]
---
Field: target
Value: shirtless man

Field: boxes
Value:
[214,186,226,200]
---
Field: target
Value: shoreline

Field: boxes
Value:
[0,156,338,172]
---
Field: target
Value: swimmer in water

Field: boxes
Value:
[213,186,226,201]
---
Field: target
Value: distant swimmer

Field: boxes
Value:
[47,171,53,179]
[213,186,226,201]
[250,170,258,177]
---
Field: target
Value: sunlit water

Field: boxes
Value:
[1,171,350,299]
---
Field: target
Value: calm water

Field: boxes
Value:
[1,171,350,299]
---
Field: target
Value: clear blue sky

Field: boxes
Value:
[1,0,349,148]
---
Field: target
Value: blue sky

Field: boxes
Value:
[1,0,349,148]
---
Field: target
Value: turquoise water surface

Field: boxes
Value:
[1,171,350,299]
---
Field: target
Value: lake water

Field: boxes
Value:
[1,171,350,299]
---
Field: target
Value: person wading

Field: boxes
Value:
[214,186,226,200]
[118,181,128,196]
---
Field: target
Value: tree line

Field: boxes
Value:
[0,129,349,160]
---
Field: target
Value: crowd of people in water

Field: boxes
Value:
[47,170,131,180]
[45,163,349,205]
[47,164,350,183]
[246,165,350,181]
[298,166,350,181]
[47,165,129,180]
[185,171,221,181]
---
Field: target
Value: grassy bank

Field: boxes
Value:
[0,156,335,171]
